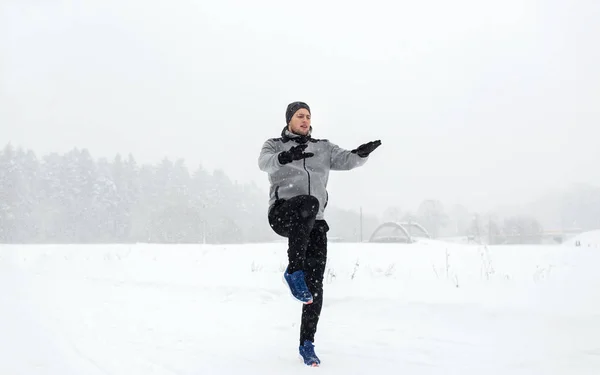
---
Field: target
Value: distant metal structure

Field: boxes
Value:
[369,221,431,243]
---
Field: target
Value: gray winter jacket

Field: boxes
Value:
[258,127,369,220]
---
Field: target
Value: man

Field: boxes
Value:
[258,101,381,366]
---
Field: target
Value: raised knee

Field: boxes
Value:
[300,195,320,217]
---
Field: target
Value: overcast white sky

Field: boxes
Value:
[1,0,598,217]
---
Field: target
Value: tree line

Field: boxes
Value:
[0,144,379,244]
[383,186,600,245]
[3,143,597,245]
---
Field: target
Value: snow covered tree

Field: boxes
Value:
[503,215,542,244]
[448,204,471,236]
[0,145,20,242]
[416,199,448,238]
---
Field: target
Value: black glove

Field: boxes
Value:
[278,144,314,165]
[351,140,381,157]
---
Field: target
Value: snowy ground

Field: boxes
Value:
[1,239,600,374]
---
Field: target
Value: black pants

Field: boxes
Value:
[268,195,329,344]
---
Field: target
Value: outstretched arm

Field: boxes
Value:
[330,140,381,171]
[330,143,367,171]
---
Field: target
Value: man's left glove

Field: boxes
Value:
[351,140,382,157]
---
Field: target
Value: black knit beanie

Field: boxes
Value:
[286,101,310,125]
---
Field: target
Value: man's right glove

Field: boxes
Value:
[278,144,315,165]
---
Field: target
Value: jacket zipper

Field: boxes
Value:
[303,158,311,195]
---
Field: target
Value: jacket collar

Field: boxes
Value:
[281,126,312,143]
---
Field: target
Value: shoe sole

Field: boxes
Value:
[298,354,319,367]
[282,273,313,304]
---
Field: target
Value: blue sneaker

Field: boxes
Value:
[283,268,313,304]
[299,340,320,366]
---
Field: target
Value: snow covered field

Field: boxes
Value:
[1,240,600,374]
